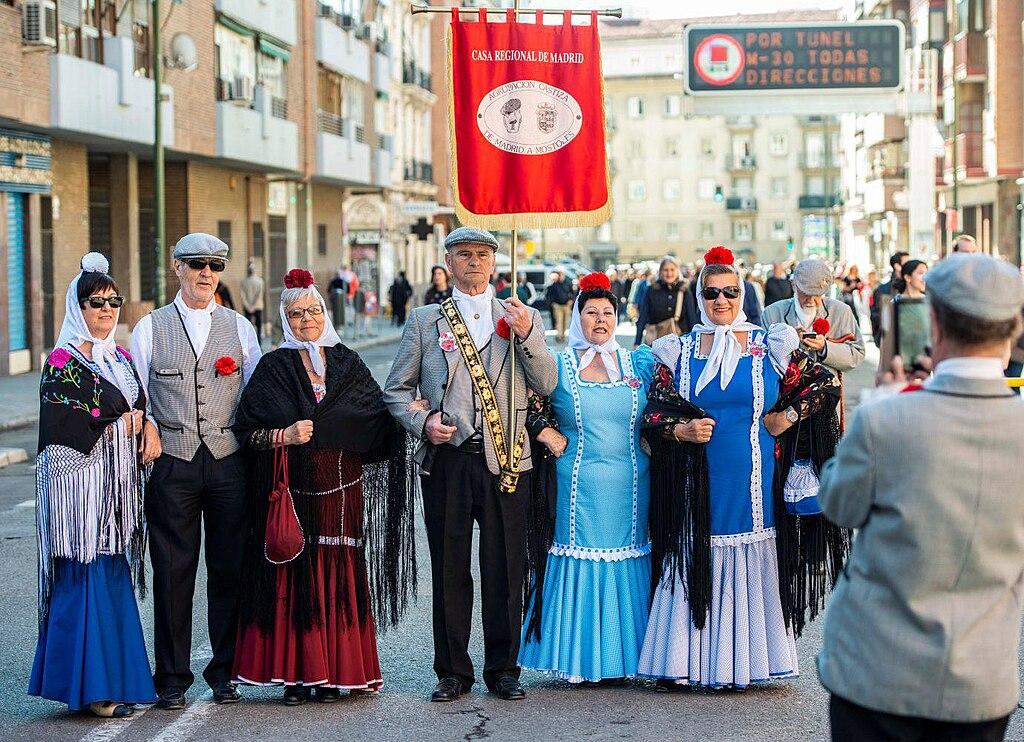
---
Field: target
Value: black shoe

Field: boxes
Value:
[283,685,312,706]
[492,676,526,701]
[430,677,467,702]
[314,687,342,704]
[211,682,241,705]
[154,689,186,710]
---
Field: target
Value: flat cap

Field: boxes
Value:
[792,258,833,296]
[173,232,230,261]
[444,226,499,251]
[927,253,1024,322]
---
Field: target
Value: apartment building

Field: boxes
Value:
[0,0,440,377]
[539,13,843,270]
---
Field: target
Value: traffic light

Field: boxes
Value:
[713,185,724,204]
[786,236,795,251]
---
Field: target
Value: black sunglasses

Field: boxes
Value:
[86,295,125,309]
[185,258,226,273]
[701,286,741,301]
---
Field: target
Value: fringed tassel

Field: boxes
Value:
[523,436,557,643]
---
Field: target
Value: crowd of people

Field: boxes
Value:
[27,227,1024,741]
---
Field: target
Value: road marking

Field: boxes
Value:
[79,709,144,742]
[149,691,216,742]
[16,500,34,508]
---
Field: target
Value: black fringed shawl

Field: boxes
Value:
[233,345,417,634]
[523,392,559,642]
[641,362,713,630]
[770,349,850,637]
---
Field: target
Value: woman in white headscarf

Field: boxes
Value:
[29,253,156,717]
[637,246,804,691]
[232,269,416,705]
[519,272,658,685]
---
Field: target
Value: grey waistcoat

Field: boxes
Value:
[149,304,244,461]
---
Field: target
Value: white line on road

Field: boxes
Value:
[15,500,34,508]
[149,691,216,742]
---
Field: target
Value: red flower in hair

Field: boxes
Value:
[812,318,831,335]
[284,269,315,289]
[496,317,511,341]
[215,356,239,376]
[579,272,612,292]
[703,246,735,266]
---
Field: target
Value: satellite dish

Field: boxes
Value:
[167,33,198,71]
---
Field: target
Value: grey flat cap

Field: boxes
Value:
[927,253,1024,322]
[792,258,833,296]
[173,232,230,261]
[444,226,499,251]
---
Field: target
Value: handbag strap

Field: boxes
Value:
[272,429,289,492]
[673,285,685,323]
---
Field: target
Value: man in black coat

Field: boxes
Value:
[764,262,794,307]
[870,252,908,345]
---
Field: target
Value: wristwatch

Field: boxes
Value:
[784,406,799,424]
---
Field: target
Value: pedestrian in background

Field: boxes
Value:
[627,268,650,322]
[818,253,1024,741]
[877,259,930,383]
[327,267,350,330]
[764,262,794,306]
[954,233,979,253]
[130,233,262,710]
[871,251,909,346]
[635,257,685,346]
[240,261,265,342]
[388,271,413,326]
[214,282,235,311]
[424,265,452,305]
[516,272,536,304]
[29,253,157,718]
[545,270,573,343]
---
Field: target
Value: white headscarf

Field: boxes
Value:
[567,285,622,382]
[278,279,343,378]
[55,252,136,404]
[692,261,760,395]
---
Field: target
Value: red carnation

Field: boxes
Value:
[215,356,239,376]
[812,318,830,335]
[496,317,511,341]
[579,272,612,292]
[284,268,315,289]
[900,381,925,394]
[704,246,734,266]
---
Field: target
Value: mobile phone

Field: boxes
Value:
[801,332,817,339]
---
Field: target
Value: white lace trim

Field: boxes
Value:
[563,350,585,550]
[518,667,639,684]
[677,334,693,400]
[783,460,819,503]
[749,331,765,532]
[624,351,641,546]
[567,347,632,388]
[548,541,652,561]
[710,528,775,547]
[316,535,363,547]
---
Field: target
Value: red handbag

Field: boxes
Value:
[264,430,304,564]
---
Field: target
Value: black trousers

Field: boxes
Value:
[146,446,248,692]
[244,310,263,342]
[830,694,1010,742]
[420,446,530,690]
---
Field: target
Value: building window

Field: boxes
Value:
[217,220,232,248]
[662,178,681,201]
[663,95,681,117]
[806,175,826,196]
[700,221,715,240]
[630,222,644,240]
[771,220,787,241]
[215,24,256,102]
[317,224,328,256]
[769,132,788,156]
[770,177,788,199]
[804,133,825,168]
[665,138,679,157]
[258,51,288,118]
[627,180,646,201]
[626,96,644,119]
[252,221,264,258]
[665,222,681,241]
[596,223,612,243]
[701,138,714,158]
[733,219,753,242]
[629,140,643,158]
[698,178,716,200]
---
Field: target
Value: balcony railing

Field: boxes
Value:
[404,159,434,183]
[377,133,393,152]
[402,60,432,92]
[317,110,346,137]
[798,153,841,169]
[271,96,288,120]
[725,196,757,211]
[354,124,366,144]
[316,1,355,30]
[946,131,984,175]
[798,194,842,209]
[953,31,986,82]
[726,154,757,171]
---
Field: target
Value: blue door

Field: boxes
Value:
[6,193,27,351]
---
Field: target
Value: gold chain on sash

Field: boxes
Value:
[440,298,526,494]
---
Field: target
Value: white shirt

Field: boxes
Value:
[452,285,494,349]
[931,357,1006,381]
[130,292,262,418]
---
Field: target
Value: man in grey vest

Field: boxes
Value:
[817,253,1024,740]
[130,233,262,710]
[384,227,557,703]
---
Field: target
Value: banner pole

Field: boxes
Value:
[508,0,520,468]
[411,5,622,16]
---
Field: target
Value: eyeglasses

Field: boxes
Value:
[701,286,741,301]
[85,295,125,309]
[185,258,226,273]
[286,305,324,320]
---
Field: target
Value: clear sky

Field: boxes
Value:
[554,0,845,18]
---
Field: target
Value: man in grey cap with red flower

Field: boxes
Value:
[130,233,262,709]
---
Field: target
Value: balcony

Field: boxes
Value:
[725,154,757,171]
[216,85,298,173]
[953,31,986,83]
[402,61,433,93]
[403,159,434,184]
[316,16,370,83]
[49,37,174,147]
[315,111,371,186]
[798,194,842,209]
[798,153,841,169]
[374,50,391,93]
[861,113,905,148]
[725,196,757,212]
[216,0,296,46]
[867,141,907,181]
[944,131,985,180]
[374,146,393,188]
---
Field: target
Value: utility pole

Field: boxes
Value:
[950,62,959,254]
[153,0,166,306]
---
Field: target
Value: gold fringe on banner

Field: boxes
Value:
[445,20,613,231]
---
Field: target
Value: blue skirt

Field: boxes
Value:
[29,555,156,711]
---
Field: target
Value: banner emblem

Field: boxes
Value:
[476,79,582,155]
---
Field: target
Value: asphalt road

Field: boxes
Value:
[2,334,1022,741]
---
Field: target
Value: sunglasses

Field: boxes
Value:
[701,286,741,301]
[85,295,125,309]
[184,258,226,273]
[286,305,325,320]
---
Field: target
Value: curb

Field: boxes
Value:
[0,447,28,468]
[345,333,403,352]
[0,416,37,433]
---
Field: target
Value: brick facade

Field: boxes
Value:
[0,4,49,127]
[49,140,90,333]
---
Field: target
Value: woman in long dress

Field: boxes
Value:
[638,246,802,689]
[519,273,655,684]
[232,269,415,705]
[29,253,157,717]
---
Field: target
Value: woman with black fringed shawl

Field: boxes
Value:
[231,269,416,706]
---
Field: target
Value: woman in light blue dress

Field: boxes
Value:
[519,274,655,684]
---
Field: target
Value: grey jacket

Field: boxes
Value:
[763,296,865,376]
[383,299,558,476]
[816,373,1024,722]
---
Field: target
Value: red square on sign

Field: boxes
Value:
[710,44,728,63]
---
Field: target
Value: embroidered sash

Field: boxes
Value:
[440,298,526,494]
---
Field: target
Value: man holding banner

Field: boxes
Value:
[384,227,556,702]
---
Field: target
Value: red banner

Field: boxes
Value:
[449,10,610,229]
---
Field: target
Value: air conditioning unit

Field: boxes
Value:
[739,196,757,210]
[354,23,373,41]
[231,76,254,101]
[22,0,58,47]
[339,13,354,28]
